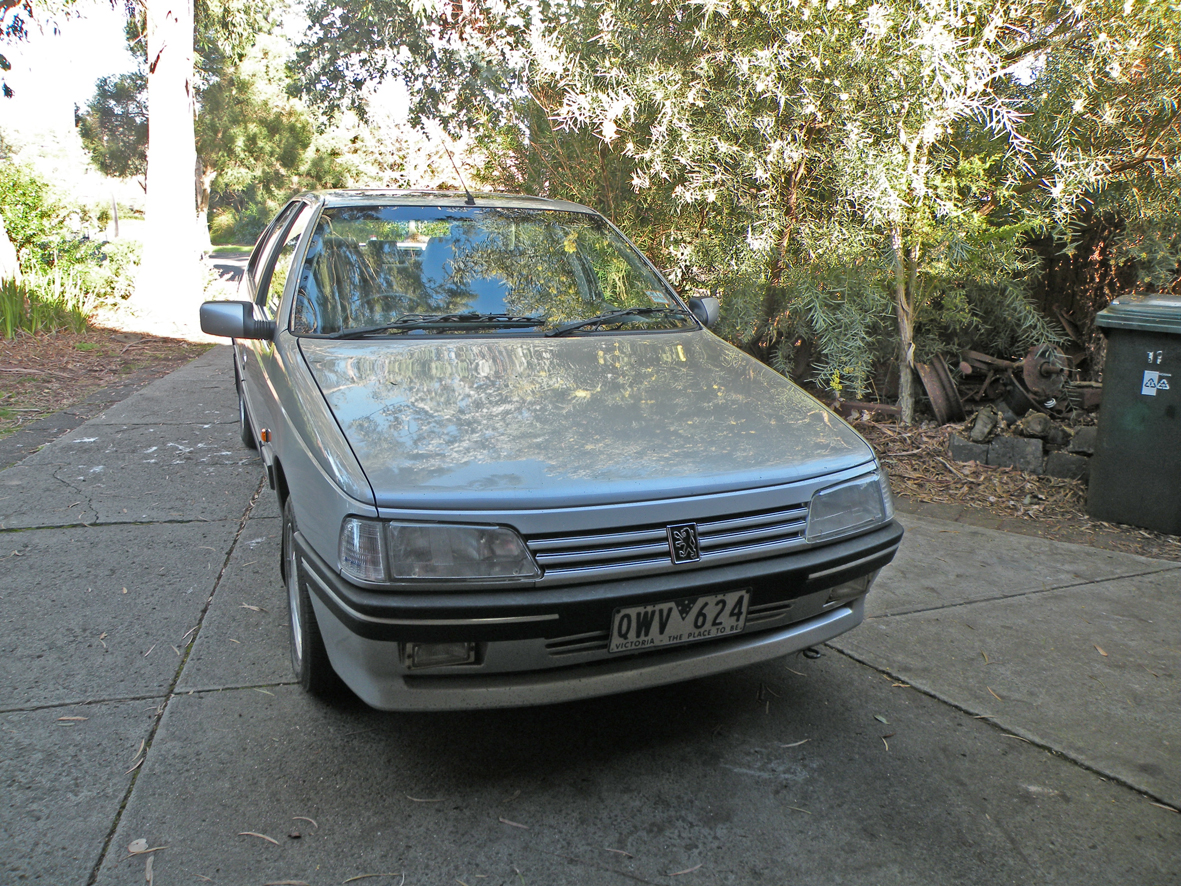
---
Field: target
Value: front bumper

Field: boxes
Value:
[295,520,903,710]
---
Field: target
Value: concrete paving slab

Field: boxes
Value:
[0,450,263,529]
[96,654,1181,886]
[19,418,245,468]
[1,700,155,884]
[251,486,283,521]
[0,463,101,528]
[0,521,241,709]
[835,568,1181,808]
[178,516,295,692]
[92,346,237,426]
[869,513,1177,617]
[0,362,219,471]
[6,316,1180,884]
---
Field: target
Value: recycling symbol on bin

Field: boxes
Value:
[1142,371,1172,396]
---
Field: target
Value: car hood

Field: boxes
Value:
[299,332,874,510]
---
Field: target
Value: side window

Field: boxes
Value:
[260,205,315,317]
[248,203,300,301]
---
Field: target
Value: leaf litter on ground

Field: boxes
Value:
[851,415,1181,561]
[238,831,280,845]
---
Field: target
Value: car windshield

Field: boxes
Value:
[288,205,694,337]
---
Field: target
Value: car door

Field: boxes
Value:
[241,201,316,439]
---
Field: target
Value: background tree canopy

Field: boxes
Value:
[76,0,354,245]
[291,0,1181,421]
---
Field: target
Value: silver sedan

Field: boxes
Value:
[200,190,903,711]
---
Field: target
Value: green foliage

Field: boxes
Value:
[0,274,90,338]
[0,163,139,324]
[1118,215,1181,290]
[75,238,141,305]
[200,58,353,242]
[76,0,348,245]
[292,0,1181,414]
[0,162,113,280]
[77,71,148,180]
[0,162,61,257]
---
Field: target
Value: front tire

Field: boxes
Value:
[283,498,343,698]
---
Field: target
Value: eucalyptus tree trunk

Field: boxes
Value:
[0,214,19,280]
[892,225,917,424]
[138,0,199,304]
[196,155,215,255]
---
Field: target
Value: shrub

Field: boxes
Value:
[0,164,139,319]
[0,273,90,338]
[209,199,276,245]
[0,163,63,262]
[75,239,141,306]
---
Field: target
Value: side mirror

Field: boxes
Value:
[200,301,276,340]
[688,296,720,329]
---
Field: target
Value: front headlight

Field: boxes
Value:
[338,517,540,583]
[805,472,890,544]
[388,523,540,580]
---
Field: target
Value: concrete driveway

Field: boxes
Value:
[2,346,1178,885]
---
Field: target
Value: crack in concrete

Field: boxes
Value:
[0,681,301,715]
[85,475,267,886]
[868,565,1181,620]
[48,465,99,524]
[174,681,302,697]
[0,516,237,535]
[0,695,171,715]
[87,420,237,428]
[827,644,1181,813]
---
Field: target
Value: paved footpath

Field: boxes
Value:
[1,346,1179,885]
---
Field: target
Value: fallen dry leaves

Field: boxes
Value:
[851,416,1181,562]
[238,831,280,845]
[0,326,207,441]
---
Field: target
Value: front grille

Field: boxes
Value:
[545,630,610,657]
[525,503,809,584]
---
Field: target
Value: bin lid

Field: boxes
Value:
[1096,293,1181,334]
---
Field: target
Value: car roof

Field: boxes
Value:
[304,189,595,215]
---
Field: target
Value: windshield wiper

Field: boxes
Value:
[545,307,692,338]
[327,313,543,339]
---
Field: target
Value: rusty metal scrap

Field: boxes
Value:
[915,358,966,424]
[952,343,1086,421]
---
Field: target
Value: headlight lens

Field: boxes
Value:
[386,522,539,580]
[339,519,540,583]
[806,473,889,543]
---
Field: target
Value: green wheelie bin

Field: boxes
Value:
[1087,293,1181,534]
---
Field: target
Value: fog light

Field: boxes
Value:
[405,642,477,669]
[824,570,879,608]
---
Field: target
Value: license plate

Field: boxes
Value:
[609,590,750,654]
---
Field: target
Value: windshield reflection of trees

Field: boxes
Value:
[291,207,691,335]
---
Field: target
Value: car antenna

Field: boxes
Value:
[442,143,476,206]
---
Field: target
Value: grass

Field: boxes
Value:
[0,273,91,339]
[209,245,253,257]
